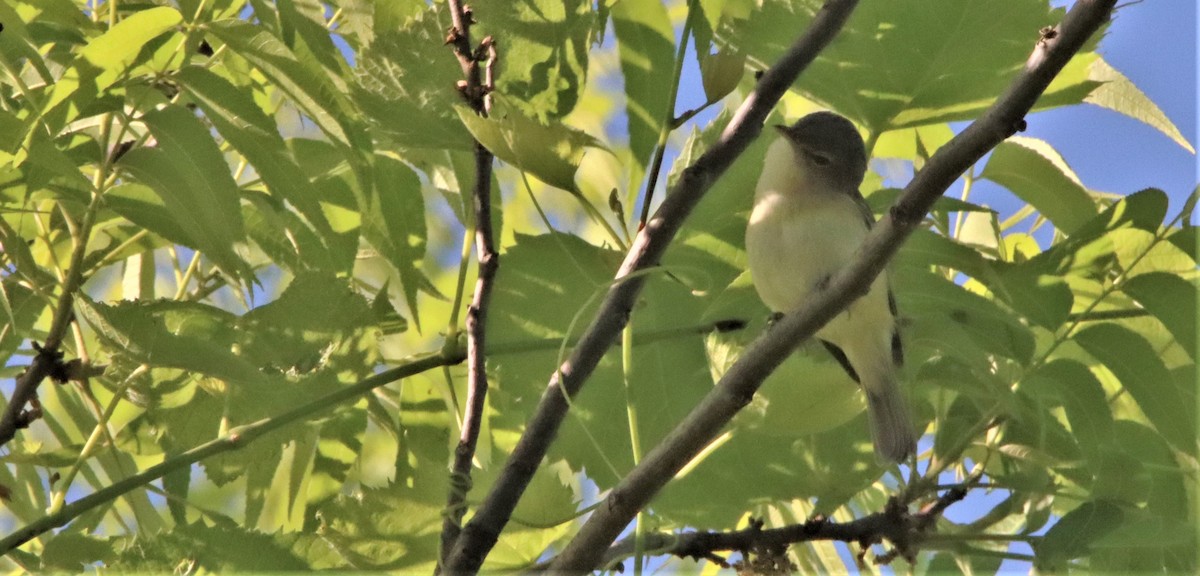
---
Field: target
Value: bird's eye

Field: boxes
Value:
[809,153,832,167]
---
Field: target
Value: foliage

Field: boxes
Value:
[0,0,1194,573]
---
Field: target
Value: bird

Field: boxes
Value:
[744,111,917,463]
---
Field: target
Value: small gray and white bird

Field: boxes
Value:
[745,111,916,463]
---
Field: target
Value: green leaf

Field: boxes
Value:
[980,137,1096,235]
[1028,359,1114,463]
[42,533,116,570]
[1036,500,1124,570]
[1121,272,1197,360]
[118,105,250,281]
[175,65,333,240]
[1073,323,1195,455]
[995,266,1073,328]
[76,297,261,385]
[488,234,711,485]
[474,0,595,119]
[1085,57,1195,154]
[1028,188,1169,277]
[205,19,369,152]
[457,96,605,193]
[105,182,197,248]
[699,49,746,104]
[896,268,1036,365]
[612,0,674,189]
[110,524,307,571]
[353,4,470,150]
[364,155,429,326]
[720,0,1090,130]
[42,6,183,114]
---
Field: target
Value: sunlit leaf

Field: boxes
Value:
[457,96,605,193]
[980,137,1096,235]
[1074,323,1195,455]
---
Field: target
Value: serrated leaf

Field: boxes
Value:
[364,155,429,326]
[981,137,1096,235]
[1074,323,1195,455]
[76,297,261,385]
[457,96,604,193]
[353,4,469,149]
[473,0,595,119]
[42,6,183,115]
[176,66,334,239]
[1028,188,1169,277]
[42,533,116,570]
[205,19,369,152]
[1085,56,1195,153]
[612,0,674,191]
[1121,272,1197,360]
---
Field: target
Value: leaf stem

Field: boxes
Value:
[637,0,699,228]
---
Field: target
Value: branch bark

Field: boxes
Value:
[442,0,862,572]
[439,0,500,567]
[546,0,1116,571]
[585,488,968,571]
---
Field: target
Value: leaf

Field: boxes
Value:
[473,0,595,119]
[363,155,429,326]
[457,96,605,193]
[1085,57,1195,153]
[612,0,675,189]
[353,4,470,150]
[42,6,183,114]
[699,49,746,104]
[175,66,333,240]
[1073,323,1195,455]
[1036,500,1124,570]
[1028,188,1169,277]
[110,524,307,571]
[1121,272,1197,360]
[1028,359,1114,463]
[994,266,1073,329]
[487,233,711,485]
[896,268,1036,365]
[719,0,1093,130]
[42,533,116,570]
[76,297,261,385]
[980,137,1096,235]
[205,19,369,152]
[118,105,250,281]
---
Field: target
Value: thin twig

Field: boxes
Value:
[546,0,1116,572]
[439,0,500,568]
[442,0,863,572]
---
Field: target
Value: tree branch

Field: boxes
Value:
[442,0,862,572]
[585,487,969,571]
[439,0,500,567]
[0,188,105,448]
[546,0,1116,572]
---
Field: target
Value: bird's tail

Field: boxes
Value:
[865,377,917,463]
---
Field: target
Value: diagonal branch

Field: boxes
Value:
[439,0,500,567]
[545,0,1116,571]
[585,487,969,571]
[442,0,862,572]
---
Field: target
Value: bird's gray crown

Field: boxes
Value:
[776,111,868,189]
